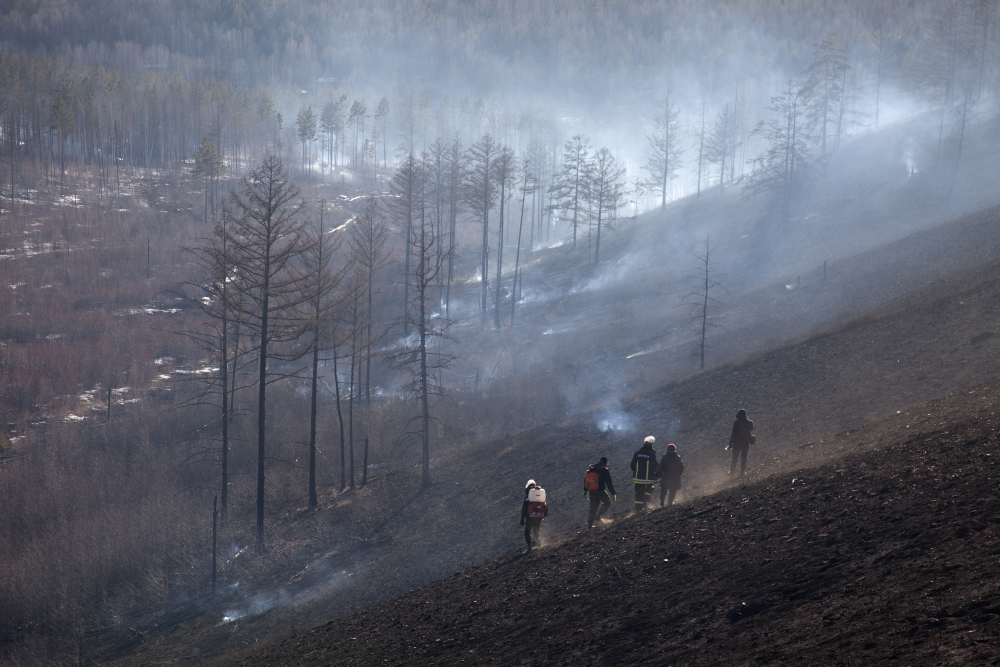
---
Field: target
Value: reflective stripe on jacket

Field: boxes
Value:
[630,445,659,483]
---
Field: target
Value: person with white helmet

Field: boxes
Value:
[519,479,548,552]
[630,436,660,512]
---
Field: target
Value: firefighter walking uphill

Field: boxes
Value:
[630,436,659,512]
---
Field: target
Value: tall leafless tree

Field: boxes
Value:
[218,154,311,550]
[643,92,682,210]
[511,154,536,326]
[492,144,517,328]
[349,196,390,406]
[550,134,591,251]
[300,200,344,508]
[589,147,625,265]
[704,102,737,194]
[444,135,465,320]
[689,235,723,371]
[391,201,454,489]
[465,133,497,326]
[388,155,425,337]
[742,80,813,222]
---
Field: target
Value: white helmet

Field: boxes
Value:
[644,436,655,444]
[525,479,537,489]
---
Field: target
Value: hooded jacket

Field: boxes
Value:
[584,463,616,497]
[656,450,684,489]
[631,443,659,484]
[729,410,754,450]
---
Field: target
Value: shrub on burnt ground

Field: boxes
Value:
[0,402,218,649]
[442,364,569,444]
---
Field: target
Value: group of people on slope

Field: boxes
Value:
[519,409,754,552]
[620,436,686,515]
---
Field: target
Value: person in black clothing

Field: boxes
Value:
[727,409,754,476]
[631,436,659,512]
[520,479,548,550]
[656,443,684,506]
[584,456,616,529]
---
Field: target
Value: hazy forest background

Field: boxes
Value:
[0,0,997,661]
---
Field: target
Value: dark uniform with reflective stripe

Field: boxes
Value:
[630,442,659,511]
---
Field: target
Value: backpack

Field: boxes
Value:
[584,469,600,491]
[528,501,547,518]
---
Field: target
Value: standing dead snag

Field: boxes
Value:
[643,92,682,211]
[349,196,389,407]
[465,133,497,327]
[388,156,425,338]
[493,144,517,329]
[588,147,625,265]
[550,134,592,251]
[218,154,311,551]
[511,154,536,326]
[689,235,724,371]
[183,205,261,519]
[192,137,225,223]
[742,80,812,223]
[391,199,455,489]
[301,200,345,509]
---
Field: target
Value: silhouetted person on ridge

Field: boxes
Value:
[727,409,755,477]
[631,436,659,512]
[520,479,548,552]
[656,443,684,506]
[583,456,616,528]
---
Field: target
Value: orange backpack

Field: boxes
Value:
[584,469,600,491]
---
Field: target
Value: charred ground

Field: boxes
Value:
[231,381,1000,666]
[73,213,1000,666]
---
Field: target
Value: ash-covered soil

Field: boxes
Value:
[82,230,1000,667]
[232,382,1000,666]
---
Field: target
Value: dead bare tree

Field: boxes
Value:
[492,144,517,328]
[689,235,724,371]
[300,200,345,508]
[391,200,455,489]
[465,133,497,327]
[511,154,536,326]
[349,196,390,406]
[219,154,311,550]
[588,147,625,265]
[444,136,465,320]
[643,92,682,210]
[182,211,258,519]
[388,155,425,338]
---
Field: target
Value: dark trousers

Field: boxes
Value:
[660,486,677,506]
[634,483,654,511]
[524,517,542,546]
[730,446,748,476]
[588,492,611,527]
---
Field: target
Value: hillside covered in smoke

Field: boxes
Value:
[2,0,1000,664]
